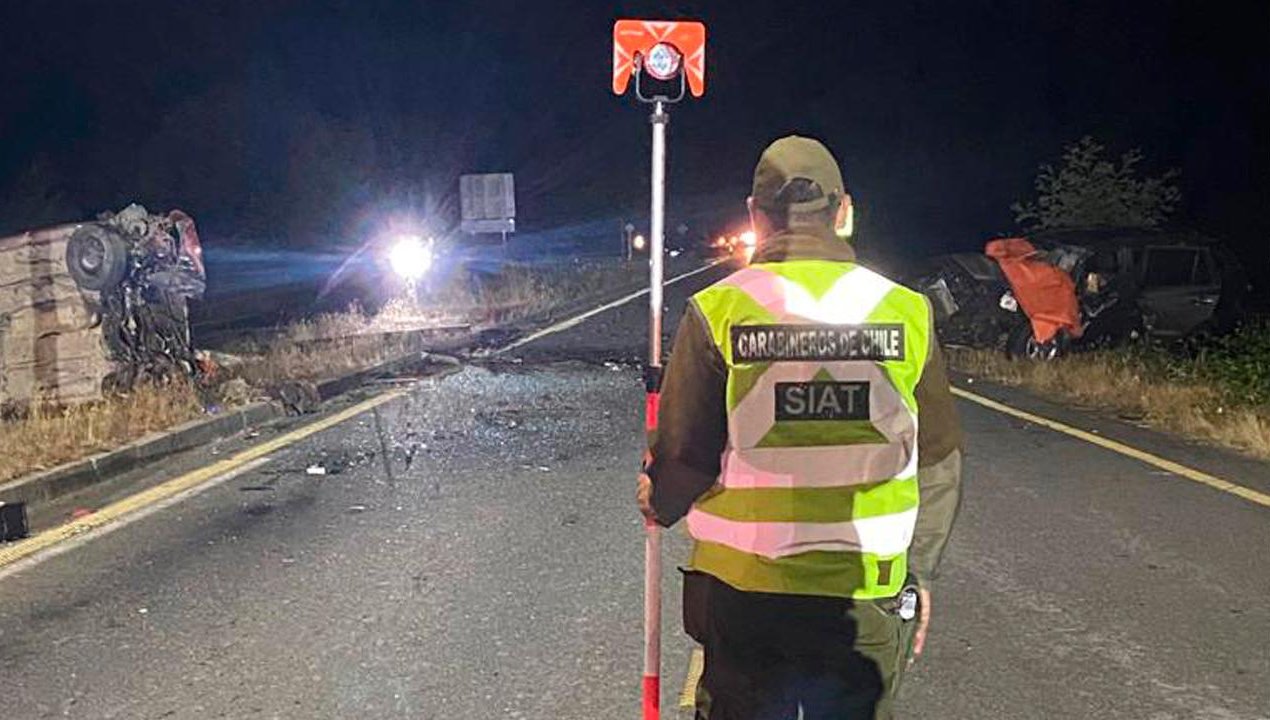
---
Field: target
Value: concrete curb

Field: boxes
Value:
[313,354,428,400]
[0,402,281,508]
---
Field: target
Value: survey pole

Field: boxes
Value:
[612,20,706,720]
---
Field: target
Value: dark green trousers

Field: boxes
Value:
[687,572,918,720]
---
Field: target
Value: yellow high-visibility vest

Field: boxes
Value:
[689,260,931,599]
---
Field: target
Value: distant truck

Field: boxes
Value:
[0,205,206,411]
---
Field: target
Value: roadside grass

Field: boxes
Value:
[469,261,641,321]
[948,322,1270,460]
[236,330,430,385]
[247,260,649,347]
[0,381,204,484]
[0,258,653,485]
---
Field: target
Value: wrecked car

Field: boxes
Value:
[0,204,206,410]
[912,227,1249,359]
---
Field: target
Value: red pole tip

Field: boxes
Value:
[642,674,661,720]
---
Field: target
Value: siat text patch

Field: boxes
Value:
[775,381,871,421]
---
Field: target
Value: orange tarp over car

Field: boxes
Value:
[984,237,1083,344]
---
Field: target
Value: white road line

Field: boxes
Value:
[0,457,271,582]
[494,260,726,353]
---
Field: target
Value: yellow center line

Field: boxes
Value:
[951,386,1270,509]
[0,458,272,582]
[0,390,406,571]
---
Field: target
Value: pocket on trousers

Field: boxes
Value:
[853,600,900,650]
[680,568,710,644]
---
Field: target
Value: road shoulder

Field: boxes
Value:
[950,371,1270,501]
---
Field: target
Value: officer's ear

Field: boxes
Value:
[835,193,855,239]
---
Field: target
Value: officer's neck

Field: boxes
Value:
[753,228,855,264]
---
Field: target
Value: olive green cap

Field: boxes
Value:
[751,135,845,212]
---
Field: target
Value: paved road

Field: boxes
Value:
[2,262,1269,719]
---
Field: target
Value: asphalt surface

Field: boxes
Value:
[2,262,1269,719]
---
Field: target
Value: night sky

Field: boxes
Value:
[1,1,1266,272]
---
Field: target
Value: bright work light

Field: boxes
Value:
[389,235,433,280]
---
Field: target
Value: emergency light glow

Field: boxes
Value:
[643,42,682,81]
[740,230,757,263]
[389,235,433,280]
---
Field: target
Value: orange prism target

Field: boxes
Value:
[613,20,706,97]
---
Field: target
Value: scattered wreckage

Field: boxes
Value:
[913,228,1249,359]
[0,204,206,410]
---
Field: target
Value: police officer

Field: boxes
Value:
[638,136,963,719]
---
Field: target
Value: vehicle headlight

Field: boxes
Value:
[389,235,434,280]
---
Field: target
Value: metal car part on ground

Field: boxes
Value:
[911,227,1248,359]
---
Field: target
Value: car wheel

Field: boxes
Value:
[1006,322,1066,361]
[66,225,130,292]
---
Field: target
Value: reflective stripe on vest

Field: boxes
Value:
[689,260,931,599]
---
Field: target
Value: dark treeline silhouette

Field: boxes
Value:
[0,0,1265,295]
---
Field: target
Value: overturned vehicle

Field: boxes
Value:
[912,228,1249,359]
[0,204,205,410]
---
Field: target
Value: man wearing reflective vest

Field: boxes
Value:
[638,136,963,719]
